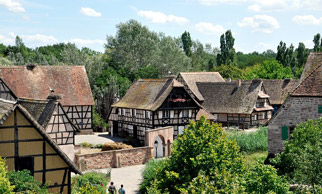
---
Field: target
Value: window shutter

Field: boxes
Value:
[282,126,288,140]
[318,105,322,113]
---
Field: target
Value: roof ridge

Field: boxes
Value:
[291,63,322,95]
[180,72,220,74]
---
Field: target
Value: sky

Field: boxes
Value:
[0,0,321,53]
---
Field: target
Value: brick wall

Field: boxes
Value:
[268,97,322,154]
[75,146,153,171]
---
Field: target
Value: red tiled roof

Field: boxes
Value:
[291,64,322,97]
[0,65,94,106]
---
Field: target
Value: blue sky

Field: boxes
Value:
[0,0,321,53]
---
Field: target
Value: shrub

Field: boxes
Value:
[72,172,109,194]
[101,142,132,151]
[80,142,93,148]
[0,157,14,194]
[140,159,168,193]
[7,170,48,194]
[226,126,268,153]
[272,118,322,188]
[94,144,103,149]
[93,108,108,132]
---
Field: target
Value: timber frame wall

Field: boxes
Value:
[63,105,92,130]
[0,108,73,194]
[109,87,200,144]
[0,78,17,101]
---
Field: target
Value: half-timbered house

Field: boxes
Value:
[176,72,225,103]
[0,65,94,131]
[268,63,322,154]
[197,80,274,128]
[0,98,81,194]
[17,97,79,161]
[108,78,203,145]
[262,79,299,113]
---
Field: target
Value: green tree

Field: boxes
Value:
[296,42,309,68]
[181,31,192,57]
[0,157,14,194]
[313,33,321,52]
[213,64,245,79]
[61,43,86,66]
[7,170,48,193]
[15,36,29,60]
[216,30,236,66]
[276,41,287,65]
[244,60,294,79]
[273,118,322,190]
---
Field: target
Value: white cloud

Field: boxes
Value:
[195,22,226,35]
[137,10,189,24]
[293,15,322,25]
[238,15,279,33]
[0,0,25,12]
[198,0,322,11]
[67,38,105,46]
[21,34,58,46]
[80,7,101,17]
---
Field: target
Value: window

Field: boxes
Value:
[282,126,288,140]
[178,126,184,135]
[319,105,322,113]
[256,102,265,108]
[182,110,189,118]
[145,111,150,119]
[15,157,34,175]
[116,108,120,115]
[132,109,136,117]
[163,110,170,118]
[254,114,257,121]
[122,108,125,116]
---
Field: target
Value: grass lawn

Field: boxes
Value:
[244,151,268,166]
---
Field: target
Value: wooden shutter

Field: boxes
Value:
[319,105,322,113]
[282,126,288,140]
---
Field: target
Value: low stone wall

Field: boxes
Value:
[75,146,153,171]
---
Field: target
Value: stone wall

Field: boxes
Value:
[268,97,322,154]
[75,146,153,171]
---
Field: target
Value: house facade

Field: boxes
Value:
[197,80,274,128]
[0,65,94,131]
[268,63,322,154]
[262,79,299,113]
[108,78,203,145]
[0,99,81,194]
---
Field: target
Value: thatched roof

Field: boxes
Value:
[300,52,322,82]
[0,99,15,124]
[112,79,185,111]
[196,109,215,121]
[0,99,81,174]
[177,72,225,101]
[292,63,322,97]
[0,65,94,106]
[262,79,299,105]
[197,80,265,114]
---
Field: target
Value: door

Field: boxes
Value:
[133,125,138,139]
[113,121,118,136]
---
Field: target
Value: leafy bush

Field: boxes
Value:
[72,172,109,194]
[94,144,103,149]
[272,118,322,188]
[140,117,289,194]
[80,142,93,148]
[226,127,268,153]
[7,170,48,194]
[92,108,108,132]
[0,157,14,194]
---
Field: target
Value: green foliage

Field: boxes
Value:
[217,30,236,66]
[226,127,268,153]
[213,64,245,79]
[0,157,14,194]
[181,31,192,57]
[313,33,321,52]
[272,118,322,188]
[72,172,110,194]
[92,107,108,131]
[244,60,294,79]
[7,170,48,194]
[141,118,289,194]
[236,50,276,69]
[244,162,290,194]
[80,142,94,148]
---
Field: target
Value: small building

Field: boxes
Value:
[176,72,225,103]
[0,65,94,131]
[268,63,322,154]
[108,78,203,145]
[197,80,274,128]
[0,98,81,194]
[262,79,299,113]
[17,97,79,161]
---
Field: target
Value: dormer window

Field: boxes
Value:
[256,102,265,108]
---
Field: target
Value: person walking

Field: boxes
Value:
[108,182,116,194]
[118,184,126,194]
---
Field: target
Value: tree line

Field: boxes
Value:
[0,19,320,124]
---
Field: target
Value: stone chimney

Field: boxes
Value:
[26,64,36,71]
[47,94,61,101]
